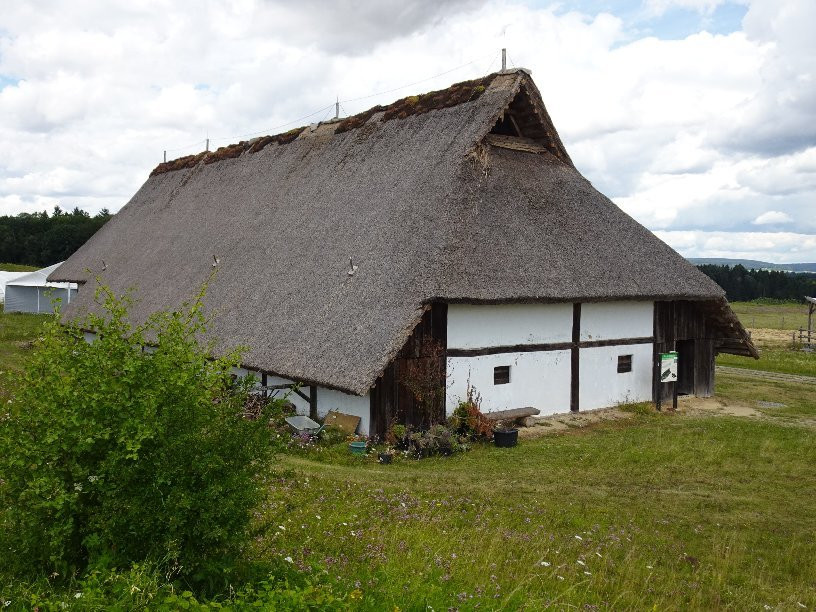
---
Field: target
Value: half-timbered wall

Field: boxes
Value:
[446,301,654,417]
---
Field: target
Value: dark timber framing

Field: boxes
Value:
[570,303,581,412]
[446,336,653,357]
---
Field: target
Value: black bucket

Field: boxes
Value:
[378,452,393,464]
[493,429,518,448]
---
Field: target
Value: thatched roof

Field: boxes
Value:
[50,69,756,394]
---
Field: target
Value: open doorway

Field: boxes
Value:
[676,340,695,396]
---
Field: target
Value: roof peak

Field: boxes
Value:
[150,71,525,176]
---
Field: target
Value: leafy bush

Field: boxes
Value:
[4,560,353,610]
[0,281,282,580]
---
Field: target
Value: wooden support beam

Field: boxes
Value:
[570,303,581,412]
[309,385,318,420]
[446,336,653,358]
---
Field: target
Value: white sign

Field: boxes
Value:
[660,352,678,383]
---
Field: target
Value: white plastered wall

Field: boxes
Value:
[233,368,371,435]
[446,302,655,417]
[446,351,571,415]
[581,301,653,341]
[579,343,653,410]
[447,303,572,348]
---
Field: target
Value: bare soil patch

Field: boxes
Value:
[517,395,769,439]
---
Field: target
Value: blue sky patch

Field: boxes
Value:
[529,0,747,39]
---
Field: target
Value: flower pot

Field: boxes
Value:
[493,428,518,448]
[349,441,367,456]
[378,452,393,464]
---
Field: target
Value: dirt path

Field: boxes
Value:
[518,395,786,439]
[715,365,816,385]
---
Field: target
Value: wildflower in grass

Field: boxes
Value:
[284,556,293,563]
[540,561,550,567]
[278,525,285,531]
[577,560,586,566]
[557,575,564,581]
[350,589,363,600]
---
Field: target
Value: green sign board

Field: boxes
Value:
[660,351,678,383]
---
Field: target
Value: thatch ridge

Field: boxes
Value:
[150,74,499,177]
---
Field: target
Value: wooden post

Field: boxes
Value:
[309,385,317,420]
[570,303,581,412]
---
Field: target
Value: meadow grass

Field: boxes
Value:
[2,307,816,609]
[717,348,815,377]
[0,306,47,402]
[719,301,815,377]
[729,301,811,331]
[0,263,37,272]
[256,376,816,610]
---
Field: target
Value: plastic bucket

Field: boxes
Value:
[349,441,367,455]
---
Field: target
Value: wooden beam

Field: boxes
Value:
[579,336,654,349]
[309,385,318,420]
[570,303,581,412]
[447,336,653,358]
[447,342,572,357]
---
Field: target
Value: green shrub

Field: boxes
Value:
[0,280,282,580]
[4,561,353,610]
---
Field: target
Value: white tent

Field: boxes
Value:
[0,271,29,303]
[3,263,78,314]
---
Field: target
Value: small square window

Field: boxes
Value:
[617,355,632,373]
[494,365,511,385]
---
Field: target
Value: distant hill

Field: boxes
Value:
[689,258,816,273]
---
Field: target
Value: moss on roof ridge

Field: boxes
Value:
[150,72,501,177]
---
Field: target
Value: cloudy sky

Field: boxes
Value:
[1,0,814,262]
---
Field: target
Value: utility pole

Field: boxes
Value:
[502,48,506,71]
[335,96,340,120]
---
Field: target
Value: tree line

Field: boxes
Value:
[697,264,816,302]
[0,207,112,267]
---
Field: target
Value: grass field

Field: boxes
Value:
[729,301,811,331]
[719,300,815,377]
[0,263,37,272]
[2,304,816,609]
[257,387,816,609]
[0,306,46,402]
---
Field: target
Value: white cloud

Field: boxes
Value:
[656,230,816,262]
[0,0,812,262]
[752,211,793,225]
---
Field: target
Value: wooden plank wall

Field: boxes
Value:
[653,300,717,404]
[369,303,448,438]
